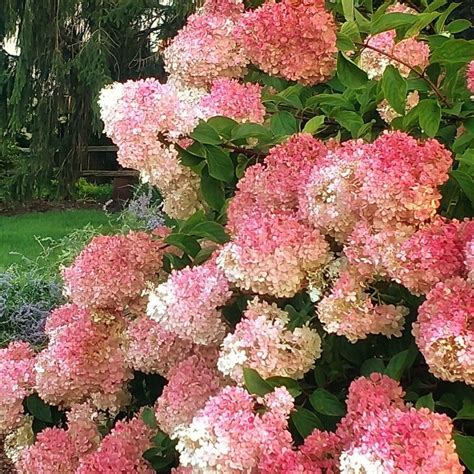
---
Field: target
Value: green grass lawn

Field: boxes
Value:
[0,209,118,269]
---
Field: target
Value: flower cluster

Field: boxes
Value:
[0,342,35,435]
[217,209,330,297]
[175,386,294,472]
[218,298,321,383]
[199,78,265,124]
[155,355,224,435]
[413,277,474,385]
[76,415,154,473]
[360,4,429,79]
[336,374,463,473]
[163,0,247,88]
[227,133,328,231]
[16,403,101,473]
[35,305,131,410]
[147,260,232,345]
[235,0,337,84]
[63,231,166,312]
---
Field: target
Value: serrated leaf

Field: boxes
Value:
[360,358,385,376]
[415,393,435,410]
[164,234,201,258]
[405,11,440,37]
[291,408,324,438]
[231,123,272,141]
[303,115,325,134]
[243,368,272,396]
[337,33,355,52]
[385,346,417,381]
[452,170,474,204]
[371,12,418,35]
[309,389,346,417]
[337,52,368,89]
[381,65,407,115]
[417,99,441,137]
[454,434,474,471]
[26,394,53,423]
[205,145,234,182]
[207,116,238,139]
[332,110,364,137]
[342,0,354,21]
[266,376,302,398]
[191,221,229,244]
[142,407,158,429]
[200,172,225,211]
[270,110,298,136]
[455,399,474,420]
[191,121,222,145]
[431,39,474,64]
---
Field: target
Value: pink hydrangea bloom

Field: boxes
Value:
[218,298,321,383]
[154,355,224,435]
[147,259,232,345]
[390,218,467,294]
[16,428,80,474]
[235,0,337,85]
[164,0,247,88]
[0,342,35,435]
[63,231,165,311]
[124,316,213,377]
[413,277,474,385]
[76,416,154,473]
[199,79,265,123]
[227,133,328,232]
[301,139,367,241]
[175,386,294,472]
[36,305,131,409]
[356,131,452,229]
[467,60,474,94]
[337,374,463,473]
[317,269,408,342]
[218,209,330,297]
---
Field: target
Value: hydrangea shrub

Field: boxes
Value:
[2,0,474,472]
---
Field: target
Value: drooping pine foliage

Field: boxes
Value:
[0,0,199,198]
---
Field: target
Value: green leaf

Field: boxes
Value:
[243,368,273,397]
[434,2,460,33]
[231,123,272,141]
[142,407,158,429]
[309,388,346,417]
[191,121,222,145]
[303,115,325,134]
[446,19,472,34]
[342,0,354,21]
[207,116,238,139]
[26,394,53,423]
[266,376,302,398]
[405,12,440,37]
[385,347,417,381]
[431,39,474,64]
[371,12,418,35]
[200,172,225,211]
[337,52,368,89]
[332,110,364,137]
[416,393,435,410]
[360,358,385,376]
[236,154,251,179]
[454,434,474,472]
[337,32,355,52]
[191,221,230,244]
[270,110,298,136]
[205,145,234,182]
[452,170,474,204]
[341,20,361,42]
[291,408,324,438]
[455,399,474,420]
[417,99,441,137]
[179,210,206,233]
[306,93,355,111]
[164,234,201,257]
[381,65,407,115]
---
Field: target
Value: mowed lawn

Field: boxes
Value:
[0,209,118,269]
